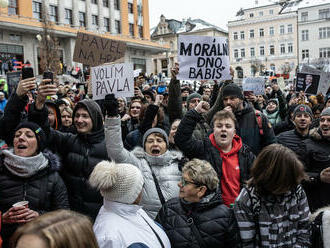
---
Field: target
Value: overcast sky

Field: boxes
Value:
[149,0,274,31]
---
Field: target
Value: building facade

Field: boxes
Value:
[151,15,228,77]
[0,0,167,74]
[228,2,298,79]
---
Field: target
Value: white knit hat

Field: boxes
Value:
[89,161,144,204]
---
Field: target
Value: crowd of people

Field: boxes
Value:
[0,63,329,248]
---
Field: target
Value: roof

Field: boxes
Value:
[281,0,330,13]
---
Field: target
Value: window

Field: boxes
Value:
[129,23,134,36]
[269,9,273,15]
[269,26,274,36]
[302,49,309,59]
[8,0,18,15]
[114,0,120,10]
[260,46,264,56]
[234,49,239,58]
[104,17,110,32]
[233,32,238,40]
[259,11,263,16]
[250,47,255,57]
[302,30,309,41]
[9,34,22,42]
[319,9,330,19]
[280,44,285,54]
[319,27,330,39]
[241,48,245,58]
[320,47,330,58]
[269,45,275,55]
[128,3,133,14]
[301,12,308,22]
[280,25,285,34]
[49,5,58,23]
[64,9,73,25]
[103,0,109,7]
[115,20,121,34]
[250,13,254,18]
[32,1,42,20]
[240,31,245,40]
[138,25,143,37]
[287,24,293,33]
[79,12,86,27]
[259,28,264,37]
[91,0,97,3]
[250,29,254,38]
[288,43,293,53]
[92,15,98,27]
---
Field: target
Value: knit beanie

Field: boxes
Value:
[15,121,46,152]
[267,98,278,106]
[142,128,169,149]
[142,89,155,101]
[89,161,144,204]
[321,107,330,117]
[222,84,244,100]
[293,104,313,119]
[187,93,201,106]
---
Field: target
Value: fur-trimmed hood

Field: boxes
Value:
[43,149,62,172]
[310,206,330,248]
[309,127,323,141]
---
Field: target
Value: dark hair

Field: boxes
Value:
[248,144,306,195]
[211,110,237,127]
[139,105,165,127]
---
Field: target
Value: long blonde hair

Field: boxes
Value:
[10,210,99,248]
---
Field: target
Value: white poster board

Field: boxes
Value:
[91,63,134,100]
[177,35,231,81]
[242,77,265,95]
[301,65,330,95]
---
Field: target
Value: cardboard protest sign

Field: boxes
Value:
[296,73,320,95]
[6,71,21,96]
[177,36,231,81]
[73,32,126,67]
[91,63,134,100]
[242,77,265,95]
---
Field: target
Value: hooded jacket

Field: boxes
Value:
[28,99,108,220]
[104,117,182,219]
[277,128,309,154]
[310,206,330,248]
[156,192,239,248]
[298,128,330,212]
[0,149,69,246]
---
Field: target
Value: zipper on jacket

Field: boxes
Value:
[23,182,27,201]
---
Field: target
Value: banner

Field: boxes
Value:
[177,36,231,81]
[91,63,134,100]
[73,32,126,67]
[300,65,330,95]
[296,73,320,95]
[242,77,265,95]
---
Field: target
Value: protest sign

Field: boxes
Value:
[301,65,330,95]
[91,63,134,100]
[242,77,265,95]
[73,32,126,67]
[296,73,320,95]
[134,69,142,78]
[6,71,21,96]
[177,36,231,81]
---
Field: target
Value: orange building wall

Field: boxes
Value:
[133,0,138,38]
[18,0,32,18]
[142,0,150,40]
[120,0,129,36]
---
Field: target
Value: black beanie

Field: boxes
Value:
[222,84,244,100]
[15,121,46,152]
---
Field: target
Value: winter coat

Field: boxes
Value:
[234,185,311,248]
[0,99,7,112]
[156,192,239,248]
[174,109,255,189]
[0,150,69,246]
[263,108,282,127]
[94,200,171,248]
[297,128,330,212]
[105,117,182,219]
[28,100,107,220]
[310,206,330,248]
[274,116,295,135]
[277,129,309,154]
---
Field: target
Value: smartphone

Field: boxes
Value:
[43,71,53,84]
[22,67,34,80]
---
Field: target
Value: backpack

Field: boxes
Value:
[311,211,324,248]
[254,110,264,136]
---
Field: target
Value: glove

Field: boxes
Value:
[104,94,119,117]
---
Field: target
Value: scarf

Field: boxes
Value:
[2,149,48,178]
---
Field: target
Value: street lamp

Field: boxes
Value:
[0,0,8,8]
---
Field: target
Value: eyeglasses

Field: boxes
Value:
[180,177,202,187]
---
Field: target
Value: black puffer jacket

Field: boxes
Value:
[0,150,69,246]
[156,193,238,248]
[28,100,108,220]
[175,109,255,188]
[297,128,330,212]
[277,129,309,153]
